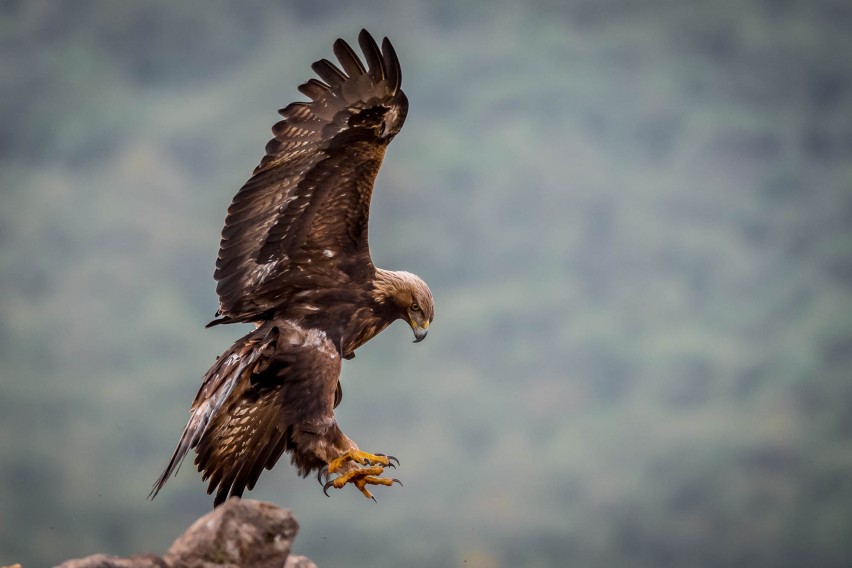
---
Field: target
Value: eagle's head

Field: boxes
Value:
[373,269,434,342]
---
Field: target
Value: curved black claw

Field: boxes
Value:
[375,453,400,467]
[392,478,403,487]
[323,480,334,497]
[317,466,329,484]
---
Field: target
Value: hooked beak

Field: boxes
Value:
[412,321,429,343]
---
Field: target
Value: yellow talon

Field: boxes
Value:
[331,466,385,489]
[354,475,401,500]
[322,451,402,499]
[327,450,392,474]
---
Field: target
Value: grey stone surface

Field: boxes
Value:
[55,499,312,568]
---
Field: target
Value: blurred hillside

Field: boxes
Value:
[2,0,852,566]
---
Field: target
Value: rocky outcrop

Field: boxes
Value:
[55,499,316,568]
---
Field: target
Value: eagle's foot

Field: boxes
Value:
[323,465,402,501]
[326,449,398,474]
[322,450,401,500]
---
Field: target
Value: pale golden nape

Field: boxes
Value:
[372,268,434,343]
[373,269,434,316]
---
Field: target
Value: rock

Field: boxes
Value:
[164,498,299,568]
[54,554,167,568]
[55,499,314,568]
[284,556,317,568]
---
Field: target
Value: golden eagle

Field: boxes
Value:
[151,30,434,506]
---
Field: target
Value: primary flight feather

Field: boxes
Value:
[151,29,434,506]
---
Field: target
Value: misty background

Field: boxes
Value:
[2,0,852,566]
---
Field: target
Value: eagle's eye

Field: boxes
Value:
[410,302,420,312]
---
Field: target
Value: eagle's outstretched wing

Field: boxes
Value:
[213,30,408,323]
[150,321,344,506]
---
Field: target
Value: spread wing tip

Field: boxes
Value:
[335,29,402,94]
[381,36,402,94]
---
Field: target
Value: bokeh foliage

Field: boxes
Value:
[2,0,852,566]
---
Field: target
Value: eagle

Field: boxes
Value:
[150,30,434,506]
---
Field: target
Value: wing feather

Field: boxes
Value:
[381,37,402,94]
[358,29,385,84]
[311,59,348,88]
[333,38,366,76]
[297,79,329,101]
[151,321,342,505]
[149,326,278,499]
[212,30,408,322]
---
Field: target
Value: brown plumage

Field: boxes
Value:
[151,30,434,506]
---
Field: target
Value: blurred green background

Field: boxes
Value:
[2,0,852,566]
